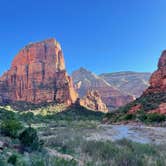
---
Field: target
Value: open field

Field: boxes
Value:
[0,106,166,165]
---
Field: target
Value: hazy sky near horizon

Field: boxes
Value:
[0,0,166,75]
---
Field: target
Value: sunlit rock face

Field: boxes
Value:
[72,68,134,110]
[79,90,109,113]
[144,50,166,94]
[0,38,78,105]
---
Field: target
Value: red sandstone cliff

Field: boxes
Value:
[0,38,78,105]
[79,90,109,113]
[144,50,166,94]
[72,68,134,110]
[128,51,166,114]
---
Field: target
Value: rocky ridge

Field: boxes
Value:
[0,38,108,113]
[127,51,166,114]
[100,71,151,98]
[72,68,135,110]
[144,50,166,95]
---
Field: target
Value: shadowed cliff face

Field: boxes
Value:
[0,38,78,105]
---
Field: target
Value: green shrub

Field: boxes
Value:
[21,112,35,126]
[19,127,43,151]
[0,119,23,138]
[146,113,165,123]
[136,110,147,122]
[105,112,122,123]
[32,159,45,166]
[8,154,18,165]
[3,111,17,120]
[122,114,135,120]
[21,112,34,121]
[82,141,119,161]
[0,158,6,166]
[52,158,77,166]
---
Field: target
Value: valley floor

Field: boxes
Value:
[86,124,166,144]
[1,106,166,166]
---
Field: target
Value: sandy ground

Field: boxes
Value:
[86,124,166,144]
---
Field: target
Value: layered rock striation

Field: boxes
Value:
[100,71,151,98]
[79,90,109,113]
[0,38,78,105]
[144,50,166,94]
[72,68,134,110]
[126,51,166,114]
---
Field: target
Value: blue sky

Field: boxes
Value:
[0,0,166,76]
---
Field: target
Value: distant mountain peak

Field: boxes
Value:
[72,68,134,110]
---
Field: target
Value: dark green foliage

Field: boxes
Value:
[32,159,45,166]
[116,139,157,155]
[0,119,23,138]
[0,158,6,166]
[21,112,35,125]
[52,158,77,166]
[136,93,166,111]
[146,113,165,122]
[82,139,162,166]
[136,110,148,122]
[0,108,17,120]
[19,127,42,151]
[45,105,104,121]
[7,154,17,165]
[82,141,118,161]
[121,114,136,120]
[105,92,166,123]
[105,112,136,123]
[118,92,166,113]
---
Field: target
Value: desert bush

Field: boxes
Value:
[82,140,118,161]
[81,139,166,166]
[21,112,34,122]
[105,112,122,123]
[19,127,43,151]
[146,113,165,123]
[0,158,6,166]
[122,114,136,121]
[116,139,157,155]
[7,154,18,165]
[32,159,45,166]
[52,158,77,166]
[0,108,17,121]
[136,110,147,122]
[0,119,23,138]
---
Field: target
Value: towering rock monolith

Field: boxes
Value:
[0,38,78,105]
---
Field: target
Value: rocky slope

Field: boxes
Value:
[100,71,151,98]
[0,38,78,105]
[112,50,166,115]
[78,90,109,113]
[72,68,134,110]
[144,51,166,95]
